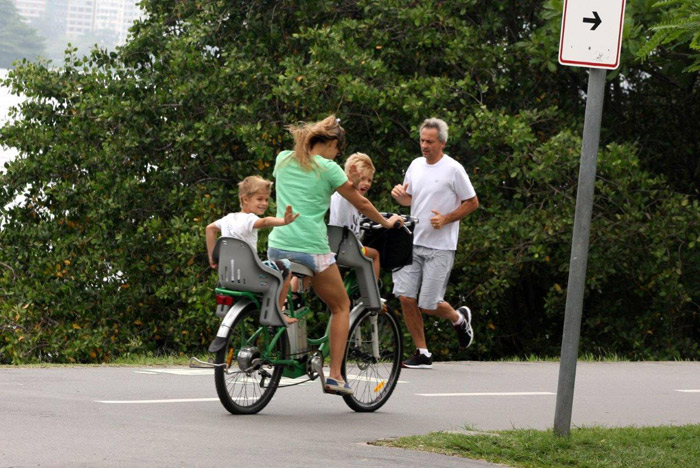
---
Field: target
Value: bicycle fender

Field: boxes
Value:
[208,297,256,353]
[349,303,367,329]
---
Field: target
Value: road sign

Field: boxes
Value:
[559,0,627,69]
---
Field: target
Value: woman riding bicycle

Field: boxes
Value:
[267,115,403,396]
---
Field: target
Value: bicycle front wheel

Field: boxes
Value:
[214,306,286,415]
[342,308,402,412]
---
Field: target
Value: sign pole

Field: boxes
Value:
[555,0,625,437]
[553,67,607,437]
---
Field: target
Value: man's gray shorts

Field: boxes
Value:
[392,245,455,310]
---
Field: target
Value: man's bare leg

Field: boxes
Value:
[399,295,427,349]
[427,301,460,322]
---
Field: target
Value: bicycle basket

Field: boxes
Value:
[361,225,413,272]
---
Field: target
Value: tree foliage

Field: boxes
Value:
[1,0,698,363]
[0,0,46,68]
[513,0,700,195]
[637,0,700,73]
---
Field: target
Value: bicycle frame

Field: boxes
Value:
[196,224,405,414]
[207,270,369,379]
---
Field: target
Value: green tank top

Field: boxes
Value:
[268,150,348,253]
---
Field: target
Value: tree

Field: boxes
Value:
[513,0,700,195]
[1,0,697,363]
[0,0,46,68]
[638,0,700,73]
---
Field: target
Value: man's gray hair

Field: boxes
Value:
[420,118,448,143]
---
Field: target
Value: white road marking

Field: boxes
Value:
[348,375,409,384]
[417,392,555,397]
[99,370,407,404]
[97,398,219,404]
[676,389,700,393]
[136,368,213,376]
[134,368,407,384]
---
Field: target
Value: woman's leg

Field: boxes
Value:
[310,264,350,382]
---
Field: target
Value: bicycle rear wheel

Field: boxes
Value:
[214,306,286,415]
[342,308,402,412]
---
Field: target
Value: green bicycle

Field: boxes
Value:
[191,218,415,415]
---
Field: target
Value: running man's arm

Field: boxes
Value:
[430,196,479,230]
[391,183,412,206]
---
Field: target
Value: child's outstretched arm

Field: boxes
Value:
[205,222,221,268]
[253,205,299,229]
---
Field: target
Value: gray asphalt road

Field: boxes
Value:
[2,361,699,467]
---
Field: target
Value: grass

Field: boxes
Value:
[0,353,209,368]
[497,353,627,363]
[374,425,700,467]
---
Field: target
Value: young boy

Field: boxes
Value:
[206,175,299,323]
[329,153,382,281]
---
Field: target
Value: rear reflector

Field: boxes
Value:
[216,295,234,306]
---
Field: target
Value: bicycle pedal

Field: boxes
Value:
[309,355,328,392]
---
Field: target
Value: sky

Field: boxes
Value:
[0,69,22,170]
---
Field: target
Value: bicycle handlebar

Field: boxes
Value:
[359,213,419,235]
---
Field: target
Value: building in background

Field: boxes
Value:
[12,0,46,21]
[94,0,141,44]
[14,0,46,21]
[66,0,96,37]
[12,0,143,46]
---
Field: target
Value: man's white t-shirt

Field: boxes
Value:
[329,192,361,235]
[215,212,259,250]
[404,154,476,251]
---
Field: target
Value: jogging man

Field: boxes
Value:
[391,117,479,369]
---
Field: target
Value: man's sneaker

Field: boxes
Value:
[401,349,433,369]
[325,377,354,396]
[455,306,474,350]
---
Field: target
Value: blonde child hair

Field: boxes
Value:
[344,152,375,179]
[238,175,272,204]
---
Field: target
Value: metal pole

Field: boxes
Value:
[553,67,607,437]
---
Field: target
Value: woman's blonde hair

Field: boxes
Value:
[285,115,346,171]
[238,175,272,204]
[344,152,375,178]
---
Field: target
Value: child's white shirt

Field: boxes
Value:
[329,192,361,235]
[215,212,259,250]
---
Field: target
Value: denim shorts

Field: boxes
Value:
[392,245,455,310]
[267,247,336,274]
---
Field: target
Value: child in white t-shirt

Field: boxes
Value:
[329,153,381,281]
[206,175,299,323]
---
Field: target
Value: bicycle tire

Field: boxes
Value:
[341,308,402,412]
[214,305,286,415]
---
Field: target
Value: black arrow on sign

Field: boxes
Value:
[583,11,602,31]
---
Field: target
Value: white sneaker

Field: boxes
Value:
[455,306,474,350]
